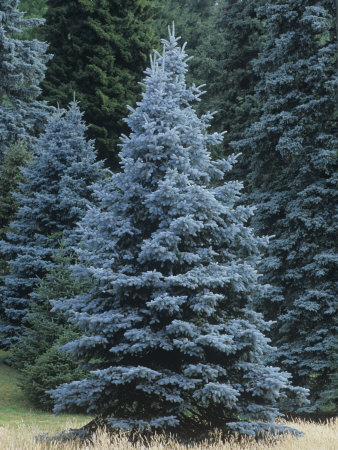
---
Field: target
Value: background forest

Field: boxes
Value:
[0,0,337,444]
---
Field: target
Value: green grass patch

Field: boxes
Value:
[0,350,91,433]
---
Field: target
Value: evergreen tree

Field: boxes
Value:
[154,0,218,94]
[42,0,155,169]
[0,0,51,159]
[18,0,47,40]
[13,245,89,410]
[232,0,337,410]
[0,102,105,348]
[19,0,47,18]
[204,0,267,162]
[20,335,87,411]
[50,28,306,437]
[0,141,31,273]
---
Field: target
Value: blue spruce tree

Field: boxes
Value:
[50,28,307,437]
[0,0,51,158]
[0,102,105,348]
[231,0,337,411]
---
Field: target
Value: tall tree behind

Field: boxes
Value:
[41,0,155,169]
[0,0,51,159]
[18,0,47,39]
[203,0,267,162]
[232,0,337,411]
[154,0,218,89]
[19,0,47,16]
[0,142,31,276]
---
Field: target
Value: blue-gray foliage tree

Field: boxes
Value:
[0,102,105,348]
[0,0,51,159]
[50,28,307,437]
[231,0,337,411]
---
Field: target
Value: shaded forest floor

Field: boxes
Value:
[0,350,337,449]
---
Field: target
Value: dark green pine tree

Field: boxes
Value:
[12,243,89,411]
[19,0,47,17]
[204,0,267,162]
[154,0,219,90]
[232,0,337,411]
[0,142,31,249]
[0,142,31,283]
[18,0,47,40]
[41,0,155,169]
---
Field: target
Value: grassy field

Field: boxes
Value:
[0,350,337,449]
[0,350,91,433]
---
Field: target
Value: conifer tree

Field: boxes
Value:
[50,28,306,437]
[13,244,89,410]
[204,0,267,162]
[18,0,47,40]
[41,0,155,168]
[19,0,47,18]
[232,0,337,410]
[0,0,51,158]
[0,142,31,273]
[154,0,220,126]
[0,102,105,348]
[154,0,218,87]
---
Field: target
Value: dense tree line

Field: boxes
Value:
[0,0,336,438]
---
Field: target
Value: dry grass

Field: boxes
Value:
[0,418,337,450]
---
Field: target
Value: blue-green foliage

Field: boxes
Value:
[0,0,51,158]
[50,28,307,436]
[0,102,105,348]
[231,0,337,410]
[203,0,266,160]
